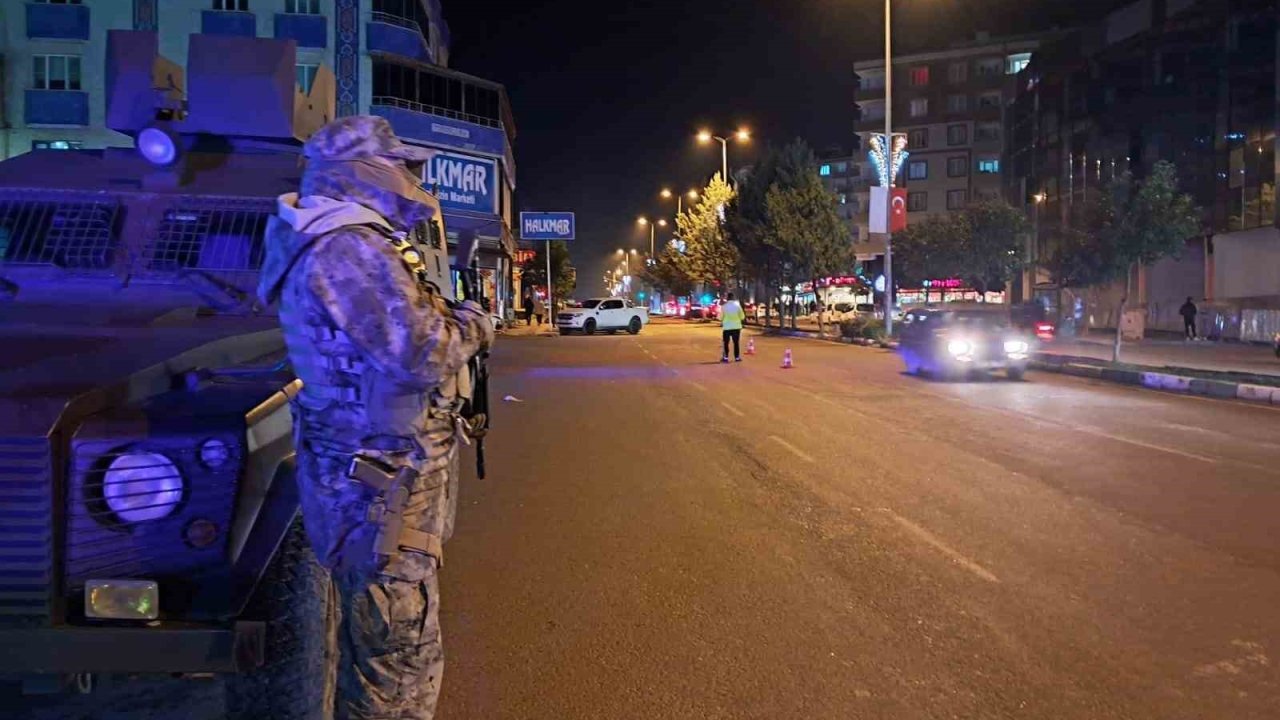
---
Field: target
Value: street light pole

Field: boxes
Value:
[882,0,895,336]
[719,137,728,182]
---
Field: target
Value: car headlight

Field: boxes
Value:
[102,452,184,523]
[947,339,973,356]
[1004,339,1030,355]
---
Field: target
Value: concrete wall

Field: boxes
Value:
[1214,226,1280,301]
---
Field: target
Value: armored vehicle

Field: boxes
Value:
[0,30,452,718]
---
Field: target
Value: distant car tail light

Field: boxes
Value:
[1035,322,1055,340]
[86,579,159,620]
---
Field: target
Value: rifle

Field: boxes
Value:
[453,231,491,479]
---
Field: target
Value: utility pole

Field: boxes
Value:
[882,0,895,336]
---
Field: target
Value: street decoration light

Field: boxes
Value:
[696,128,750,183]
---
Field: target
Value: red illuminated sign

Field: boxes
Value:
[922,278,964,289]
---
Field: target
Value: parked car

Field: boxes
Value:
[686,305,706,320]
[1011,302,1056,341]
[898,307,1033,381]
[556,297,649,335]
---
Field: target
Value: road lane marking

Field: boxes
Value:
[688,381,708,392]
[883,509,1001,584]
[720,401,746,417]
[768,435,815,463]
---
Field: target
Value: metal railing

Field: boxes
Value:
[141,198,273,276]
[369,95,503,130]
[370,10,425,36]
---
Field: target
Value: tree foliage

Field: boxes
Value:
[891,199,1028,295]
[520,240,576,300]
[675,173,738,289]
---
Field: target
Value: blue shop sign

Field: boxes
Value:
[520,212,575,241]
[425,152,497,214]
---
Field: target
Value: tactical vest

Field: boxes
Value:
[282,223,471,447]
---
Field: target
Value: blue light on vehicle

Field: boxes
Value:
[199,439,231,469]
[138,126,180,166]
[103,452,184,523]
[701,294,712,304]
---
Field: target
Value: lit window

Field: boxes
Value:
[909,98,928,117]
[32,140,83,150]
[908,128,928,148]
[947,189,968,209]
[820,164,831,177]
[947,62,967,84]
[947,157,969,177]
[977,158,1000,174]
[907,160,928,180]
[838,194,848,205]
[910,67,929,86]
[1007,54,1032,75]
[296,64,320,93]
[947,94,968,113]
[213,0,249,10]
[907,192,928,211]
[285,0,321,13]
[31,55,82,91]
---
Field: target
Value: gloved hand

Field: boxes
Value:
[454,300,495,350]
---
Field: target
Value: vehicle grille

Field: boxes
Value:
[557,314,575,321]
[0,436,52,625]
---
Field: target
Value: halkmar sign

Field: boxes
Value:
[424,151,498,214]
[519,212,576,241]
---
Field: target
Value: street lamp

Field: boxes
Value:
[697,128,750,183]
[637,216,667,256]
[615,248,638,296]
[661,187,699,216]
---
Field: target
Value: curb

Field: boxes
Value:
[1030,356,1280,406]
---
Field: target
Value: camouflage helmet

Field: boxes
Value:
[303,115,437,167]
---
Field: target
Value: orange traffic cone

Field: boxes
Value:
[781,348,793,369]
[747,338,756,355]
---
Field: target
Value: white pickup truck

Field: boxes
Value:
[556,297,649,335]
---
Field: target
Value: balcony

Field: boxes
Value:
[201,10,256,37]
[25,89,88,126]
[274,13,326,48]
[26,2,90,41]
[367,13,433,64]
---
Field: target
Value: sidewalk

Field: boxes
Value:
[1043,333,1280,379]
[499,320,558,337]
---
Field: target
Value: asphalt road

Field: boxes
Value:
[10,319,1280,719]
[437,319,1280,719]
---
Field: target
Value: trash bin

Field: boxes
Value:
[1120,308,1146,341]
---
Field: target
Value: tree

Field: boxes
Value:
[765,173,850,334]
[676,173,738,292]
[520,240,576,303]
[890,214,961,292]
[1042,160,1199,361]
[953,199,1029,295]
[725,146,783,324]
[640,246,694,298]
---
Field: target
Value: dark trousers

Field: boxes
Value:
[722,329,741,359]
[524,308,534,325]
[1184,318,1196,338]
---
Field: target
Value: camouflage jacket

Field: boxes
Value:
[258,193,493,464]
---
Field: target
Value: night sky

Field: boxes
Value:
[445,0,1108,292]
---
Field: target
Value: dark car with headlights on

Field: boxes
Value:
[0,31,367,718]
[898,307,1033,381]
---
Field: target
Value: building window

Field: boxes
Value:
[1007,53,1031,75]
[947,189,968,209]
[859,72,885,91]
[32,54,82,91]
[910,67,929,86]
[947,62,968,84]
[977,158,1000,174]
[214,0,250,10]
[909,98,928,117]
[947,157,969,177]
[947,124,968,146]
[976,58,1002,77]
[907,160,928,180]
[975,123,1001,142]
[838,193,848,205]
[978,91,1001,109]
[33,0,84,4]
[32,140,83,150]
[819,164,831,177]
[296,63,319,93]
[834,162,848,174]
[907,192,928,211]
[285,0,320,13]
[946,94,968,113]
[908,128,928,148]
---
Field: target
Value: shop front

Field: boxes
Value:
[897,278,1005,307]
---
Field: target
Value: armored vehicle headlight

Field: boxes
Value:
[198,438,231,469]
[138,125,180,166]
[102,452,184,523]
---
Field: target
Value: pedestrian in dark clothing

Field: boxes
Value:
[1180,296,1198,340]
[523,295,535,326]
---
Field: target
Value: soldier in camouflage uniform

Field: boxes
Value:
[258,116,493,719]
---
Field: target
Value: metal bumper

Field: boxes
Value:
[0,621,265,674]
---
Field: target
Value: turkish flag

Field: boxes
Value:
[891,188,908,233]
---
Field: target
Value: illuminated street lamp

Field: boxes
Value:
[615,248,638,296]
[660,187,699,216]
[696,128,750,183]
[637,216,668,256]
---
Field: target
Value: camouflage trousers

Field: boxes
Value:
[296,435,459,720]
